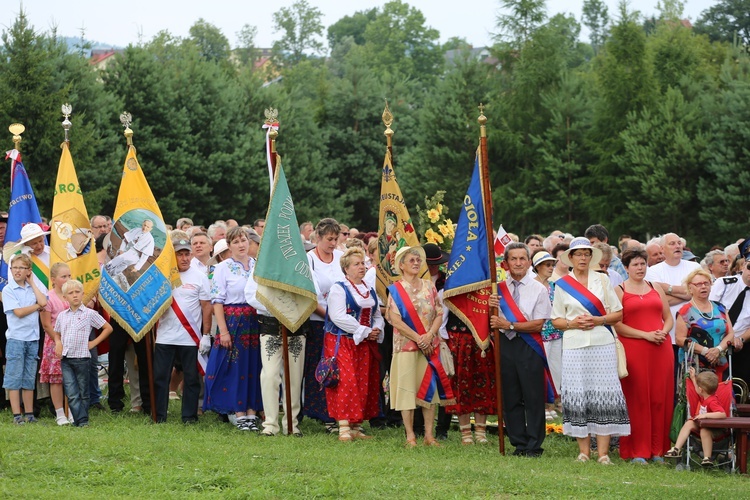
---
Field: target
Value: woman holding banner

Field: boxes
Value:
[386,246,454,448]
[204,226,263,431]
[551,237,629,465]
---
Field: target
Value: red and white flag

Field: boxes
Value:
[494,224,512,256]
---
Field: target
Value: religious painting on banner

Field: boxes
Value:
[443,150,492,354]
[99,146,179,341]
[375,151,426,302]
[50,142,99,304]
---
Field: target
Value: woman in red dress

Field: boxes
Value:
[614,248,674,463]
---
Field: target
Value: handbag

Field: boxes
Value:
[614,337,628,379]
[439,341,454,377]
[315,331,341,389]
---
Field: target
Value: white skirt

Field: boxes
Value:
[561,344,631,438]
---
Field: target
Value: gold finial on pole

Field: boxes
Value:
[120,112,134,147]
[61,103,73,144]
[264,107,279,154]
[9,123,25,152]
[478,103,487,138]
[382,99,394,148]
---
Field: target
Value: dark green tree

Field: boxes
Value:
[694,0,750,46]
[327,8,377,50]
[582,0,609,54]
[188,19,231,62]
[495,0,547,48]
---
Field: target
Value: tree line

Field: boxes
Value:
[0,0,748,253]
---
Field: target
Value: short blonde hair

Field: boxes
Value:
[62,279,83,294]
[340,247,366,273]
[684,268,712,289]
[696,370,719,395]
[9,253,31,268]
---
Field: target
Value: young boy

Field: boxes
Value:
[54,279,112,427]
[666,368,727,466]
[2,253,47,424]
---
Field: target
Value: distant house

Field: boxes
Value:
[89,49,122,70]
[444,46,496,68]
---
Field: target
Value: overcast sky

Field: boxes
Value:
[7,0,713,50]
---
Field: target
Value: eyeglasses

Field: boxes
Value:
[689,281,710,288]
[570,252,592,258]
[10,267,29,271]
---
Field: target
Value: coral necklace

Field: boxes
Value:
[347,277,370,299]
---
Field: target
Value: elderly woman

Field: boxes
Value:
[551,237,629,464]
[203,227,263,431]
[387,246,454,447]
[324,247,384,441]
[614,248,674,463]
[303,218,345,431]
[676,268,738,381]
[533,250,562,419]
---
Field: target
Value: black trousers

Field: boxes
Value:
[107,322,151,412]
[501,333,545,453]
[153,344,199,423]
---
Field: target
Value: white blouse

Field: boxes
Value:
[210,257,255,305]
[308,249,344,321]
[328,281,384,345]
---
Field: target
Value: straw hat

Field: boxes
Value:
[207,238,229,267]
[532,250,556,269]
[2,223,50,264]
[393,246,426,275]
[559,237,602,268]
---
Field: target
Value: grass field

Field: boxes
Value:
[0,401,746,498]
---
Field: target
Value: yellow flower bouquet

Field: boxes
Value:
[416,191,454,253]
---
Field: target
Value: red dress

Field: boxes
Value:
[618,285,674,459]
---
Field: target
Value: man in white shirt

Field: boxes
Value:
[153,238,211,423]
[489,242,552,457]
[189,232,212,275]
[705,250,730,282]
[710,255,750,384]
[105,219,155,276]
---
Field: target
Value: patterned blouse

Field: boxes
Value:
[210,258,254,305]
[387,279,441,354]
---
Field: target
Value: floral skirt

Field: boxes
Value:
[324,333,381,423]
[39,334,63,384]
[203,304,262,414]
[302,320,333,422]
[445,329,496,415]
[561,344,630,438]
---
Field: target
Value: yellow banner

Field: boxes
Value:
[50,142,100,304]
[375,150,427,302]
[99,146,179,341]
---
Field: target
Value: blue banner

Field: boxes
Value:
[0,156,43,291]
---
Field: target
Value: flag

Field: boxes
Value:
[99,146,179,341]
[443,149,492,353]
[375,150,426,302]
[254,161,317,332]
[50,142,99,304]
[494,224,511,256]
[0,151,44,291]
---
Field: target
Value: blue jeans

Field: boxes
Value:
[88,344,102,406]
[3,339,39,390]
[62,357,90,426]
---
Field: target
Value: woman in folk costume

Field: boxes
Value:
[324,247,384,442]
[386,246,455,448]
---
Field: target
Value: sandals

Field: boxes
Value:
[460,423,474,445]
[474,423,489,444]
[664,447,682,458]
[701,457,714,467]
[576,453,589,462]
[404,438,418,448]
[423,437,441,447]
[597,455,613,465]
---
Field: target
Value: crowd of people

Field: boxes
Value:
[1,214,747,464]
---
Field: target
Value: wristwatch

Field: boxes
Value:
[509,323,515,331]
[667,285,673,295]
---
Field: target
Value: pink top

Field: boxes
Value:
[45,289,68,327]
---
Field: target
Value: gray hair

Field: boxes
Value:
[207,222,227,240]
[704,249,725,266]
[658,233,678,248]
[646,237,661,251]
[504,242,530,261]
[176,217,193,229]
[725,243,739,255]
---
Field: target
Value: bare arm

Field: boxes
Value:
[200,300,212,334]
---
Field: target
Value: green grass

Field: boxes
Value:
[0,401,746,498]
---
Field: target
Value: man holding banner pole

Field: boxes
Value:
[153,238,211,423]
[489,242,551,457]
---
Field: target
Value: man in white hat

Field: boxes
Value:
[4,223,52,294]
[105,219,155,277]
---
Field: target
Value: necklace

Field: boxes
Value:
[691,299,714,320]
[346,278,370,299]
[314,247,333,264]
[628,281,650,300]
